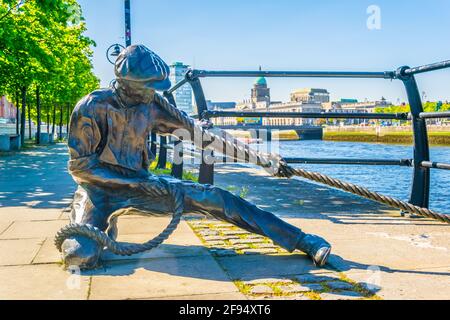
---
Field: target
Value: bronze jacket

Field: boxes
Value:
[67,88,183,189]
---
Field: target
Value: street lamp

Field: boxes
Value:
[106,1,131,64]
[106,43,125,64]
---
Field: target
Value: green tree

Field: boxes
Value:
[0,0,99,145]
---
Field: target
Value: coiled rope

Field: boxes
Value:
[55,183,184,255]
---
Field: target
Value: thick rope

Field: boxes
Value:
[278,164,450,224]
[154,93,273,169]
[153,92,450,224]
[54,184,184,255]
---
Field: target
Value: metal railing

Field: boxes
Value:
[162,60,450,211]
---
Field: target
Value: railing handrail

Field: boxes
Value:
[403,60,450,76]
[189,69,394,79]
[203,110,409,120]
[180,59,450,81]
[162,59,450,211]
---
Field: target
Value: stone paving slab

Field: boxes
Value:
[115,216,196,235]
[217,254,326,280]
[144,292,247,300]
[88,256,240,300]
[0,221,12,235]
[100,236,210,262]
[324,236,450,273]
[0,207,62,222]
[295,273,340,283]
[320,290,365,300]
[0,264,90,300]
[344,267,450,300]
[0,238,44,266]
[32,237,61,264]
[285,217,448,242]
[0,219,67,239]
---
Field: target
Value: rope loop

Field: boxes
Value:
[54,183,185,255]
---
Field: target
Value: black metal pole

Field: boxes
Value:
[284,157,412,166]
[189,77,214,185]
[396,66,430,209]
[403,60,450,76]
[124,0,131,47]
[166,77,188,94]
[156,135,168,169]
[164,91,184,179]
[191,69,394,79]
[150,132,157,156]
[420,161,450,170]
[419,111,450,119]
[203,110,408,120]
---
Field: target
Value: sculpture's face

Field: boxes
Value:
[115,79,156,106]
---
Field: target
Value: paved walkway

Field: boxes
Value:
[0,144,448,299]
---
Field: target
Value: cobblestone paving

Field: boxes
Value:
[187,218,381,300]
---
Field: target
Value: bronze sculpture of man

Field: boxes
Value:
[62,44,331,269]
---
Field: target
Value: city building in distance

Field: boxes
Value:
[290,88,330,104]
[209,72,394,127]
[322,97,392,125]
[169,62,193,115]
[215,76,325,127]
[0,96,17,123]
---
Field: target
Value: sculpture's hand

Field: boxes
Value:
[261,152,293,178]
[198,118,213,130]
[138,179,170,197]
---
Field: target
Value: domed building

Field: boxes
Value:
[236,75,271,110]
[251,77,270,105]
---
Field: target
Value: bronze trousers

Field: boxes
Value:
[71,175,304,252]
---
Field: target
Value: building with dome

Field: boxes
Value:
[236,76,271,110]
[251,77,270,104]
[215,75,327,127]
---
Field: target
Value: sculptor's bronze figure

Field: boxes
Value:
[62,44,331,269]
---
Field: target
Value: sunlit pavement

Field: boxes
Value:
[0,144,448,299]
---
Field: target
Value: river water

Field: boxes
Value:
[260,140,450,213]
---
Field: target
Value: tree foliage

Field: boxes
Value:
[0,0,99,138]
[375,102,450,114]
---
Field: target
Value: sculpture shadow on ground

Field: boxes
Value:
[81,243,448,292]
[327,253,450,277]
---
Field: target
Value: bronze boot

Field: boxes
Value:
[61,235,102,270]
[296,234,331,267]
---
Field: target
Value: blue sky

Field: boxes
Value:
[78,0,450,104]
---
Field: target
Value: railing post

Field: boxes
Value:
[163,91,184,179]
[188,74,214,185]
[156,135,168,169]
[150,132,157,157]
[396,66,430,209]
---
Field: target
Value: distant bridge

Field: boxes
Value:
[214,125,323,140]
